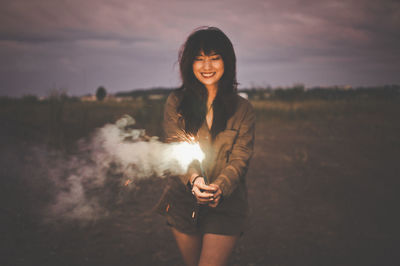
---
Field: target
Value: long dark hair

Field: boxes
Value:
[177,26,238,139]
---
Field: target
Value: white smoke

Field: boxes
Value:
[44,115,203,222]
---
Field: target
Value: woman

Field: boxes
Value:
[156,26,255,266]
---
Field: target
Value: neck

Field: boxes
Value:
[206,84,218,107]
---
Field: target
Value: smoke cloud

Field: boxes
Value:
[40,115,202,222]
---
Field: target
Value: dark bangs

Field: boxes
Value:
[180,27,237,95]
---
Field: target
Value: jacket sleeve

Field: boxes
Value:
[213,101,256,197]
[163,92,184,143]
[163,92,200,186]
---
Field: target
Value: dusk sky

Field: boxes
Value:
[1,0,399,97]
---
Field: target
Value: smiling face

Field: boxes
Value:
[192,50,224,91]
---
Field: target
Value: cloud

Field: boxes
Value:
[1,0,399,96]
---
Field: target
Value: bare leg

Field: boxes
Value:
[171,227,202,266]
[198,233,239,266]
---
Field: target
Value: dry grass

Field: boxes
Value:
[1,96,399,265]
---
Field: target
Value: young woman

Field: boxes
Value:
[156,26,255,266]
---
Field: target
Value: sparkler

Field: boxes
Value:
[120,127,207,188]
[173,133,210,221]
[173,132,208,184]
[168,141,205,172]
[199,161,208,185]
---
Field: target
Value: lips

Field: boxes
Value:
[201,72,216,78]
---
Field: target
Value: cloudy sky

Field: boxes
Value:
[1,0,399,97]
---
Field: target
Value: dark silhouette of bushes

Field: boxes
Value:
[96,86,107,101]
[115,87,174,99]
[241,84,400,101]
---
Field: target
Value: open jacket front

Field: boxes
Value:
[160,90,256,217]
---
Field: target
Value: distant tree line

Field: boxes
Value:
[116,85,400,101]
[1,85,399,103]
[239,84,400,101]
[115,87,174,98]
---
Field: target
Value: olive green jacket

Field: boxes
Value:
[163,91,255,210]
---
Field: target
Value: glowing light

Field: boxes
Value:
[168,141,204,171]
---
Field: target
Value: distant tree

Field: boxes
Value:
[96,86,107,101]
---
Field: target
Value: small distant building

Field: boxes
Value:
[148,94,164,100]
[112,96,130,102]
[343,85,352,90]
[262,92,271,99]
[80,94,132,102]
[334,85,353,90]
[80,95,97,102]
[104,95,131,102]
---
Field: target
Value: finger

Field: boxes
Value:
[208,200,219,208]
[193,184,216,196]
[193,187,214,197]
[208,194,220,203]
[211,188,221,196]
[198,198,212,204]
[197,191,215,199]
[197,195,214,204]
[205,191,220,201]
[192,187,214,199]
[196,182,216,192]
[212,195,221,203]
[214,192,222,199]
[208,183,220,191]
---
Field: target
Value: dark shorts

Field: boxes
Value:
[155,177,247,236]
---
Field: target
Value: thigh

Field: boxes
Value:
[171,227,202,266]
[199,233,239,266]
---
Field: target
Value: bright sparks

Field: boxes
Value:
[167,141,204,171]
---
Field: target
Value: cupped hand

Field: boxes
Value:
[207,183,222,208]
[191,177,217,204]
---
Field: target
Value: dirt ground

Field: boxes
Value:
[1,99,399,266]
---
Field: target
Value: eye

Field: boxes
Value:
[194,57,204,61]
[211,56,221,60]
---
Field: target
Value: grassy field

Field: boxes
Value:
[1,96,399,265]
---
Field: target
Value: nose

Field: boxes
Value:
[203,58,212,70]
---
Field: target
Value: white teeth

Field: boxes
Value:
[201,72,215,78]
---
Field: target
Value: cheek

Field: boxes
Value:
[192,63,201,75]
[215,61,224,73]
[192,64,202,80]
[217,63,224,76]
